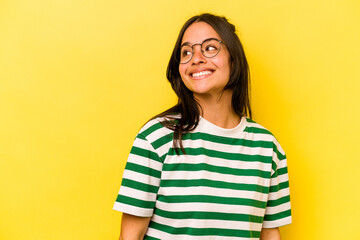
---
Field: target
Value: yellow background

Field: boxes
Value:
[1,0,359,239]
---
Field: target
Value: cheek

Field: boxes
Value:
[179,65,187,80]
[219,50,231,73]
[219,57,231,77]
[214,59,231,76]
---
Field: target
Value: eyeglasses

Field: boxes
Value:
[175,38,225,64]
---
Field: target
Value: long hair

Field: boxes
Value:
[154,13,252,154]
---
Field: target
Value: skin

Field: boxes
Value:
[119,21,282,240]
[260,227,281,240]
[119,213,150,240]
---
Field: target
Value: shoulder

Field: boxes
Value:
[138,117,168,137]
[139,114,180,136]
[244,118,285,154]
[135,116,176,150]
[243,118,274,136]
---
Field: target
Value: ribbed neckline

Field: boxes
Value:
[198,115,247,137]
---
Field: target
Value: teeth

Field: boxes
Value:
[192,70,212,77]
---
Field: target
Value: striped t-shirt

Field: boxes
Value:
[113,116,292,240]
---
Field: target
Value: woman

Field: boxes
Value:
[114,13,292,240]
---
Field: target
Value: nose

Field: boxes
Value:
[191,45,206,65]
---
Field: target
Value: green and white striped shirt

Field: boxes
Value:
[114,116,292,239]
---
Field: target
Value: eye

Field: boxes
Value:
[205,45,218,52]
[181,49,192,57]
[202,39,221,57]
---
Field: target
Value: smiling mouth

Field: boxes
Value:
[191,70,213,78]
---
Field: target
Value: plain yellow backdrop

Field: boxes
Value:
[1,0,360,239]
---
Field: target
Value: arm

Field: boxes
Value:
[260,227,281,240]
[119,213,151,240]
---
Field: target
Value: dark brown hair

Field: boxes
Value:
[154,13,252,154]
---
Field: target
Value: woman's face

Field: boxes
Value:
[179,22,231,99]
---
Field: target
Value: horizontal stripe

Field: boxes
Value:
[162,163,270,178]
[241,132,275,142]
[140,122,165,137]
[157,186,268,201]
[277,166,288,175]
[270,172,289,184]
[160,179,269,193]
[152,133,173,149]
[151,214,262,231]
[125,162,161,178]
[163,154,272,173]
[269,181,289,192]
[264,209,292,221]
[265,202,291,215]
[153,208,263,223]
[271,166,289,178]
[130,146,162,163]
[113,202,153,217]
[116,195,154,209]
[126,153,163,172]
[267,195,291,207]
[121,178,159,193]
[262,215,292,228]
[167,147,272,163]
[153,132,274,149]
[157,195,267,208]
[160,170,270,187]
[268,188,291,201]
[155,200,266,216]
[161,179,269,193]
[176,139,274,157]
[244,126,272,135]
[146,228,259,240]
[149,221,261,238]
[186,132,272,147]
[119,186,157,202]
[122,169,160,187]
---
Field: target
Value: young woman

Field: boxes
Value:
[114,13,292,240]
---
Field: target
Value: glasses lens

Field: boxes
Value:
[202,39,221,58]
[179,45,192,63]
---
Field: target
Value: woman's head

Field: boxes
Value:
[178,21,232,99]
[167,13,251,118]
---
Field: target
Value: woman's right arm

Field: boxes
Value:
[119,213,151,240]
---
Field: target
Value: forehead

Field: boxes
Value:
[181,22,221,44]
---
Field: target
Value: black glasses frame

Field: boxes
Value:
[175,38,225,64]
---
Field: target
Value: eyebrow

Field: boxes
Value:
[180,38,221,48]
[180,41,192,48]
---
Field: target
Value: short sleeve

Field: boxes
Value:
[262,139,292,228]
[113,133,163,217]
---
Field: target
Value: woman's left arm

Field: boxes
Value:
[260,227,281,240]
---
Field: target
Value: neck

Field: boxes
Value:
[194,90,240,129]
